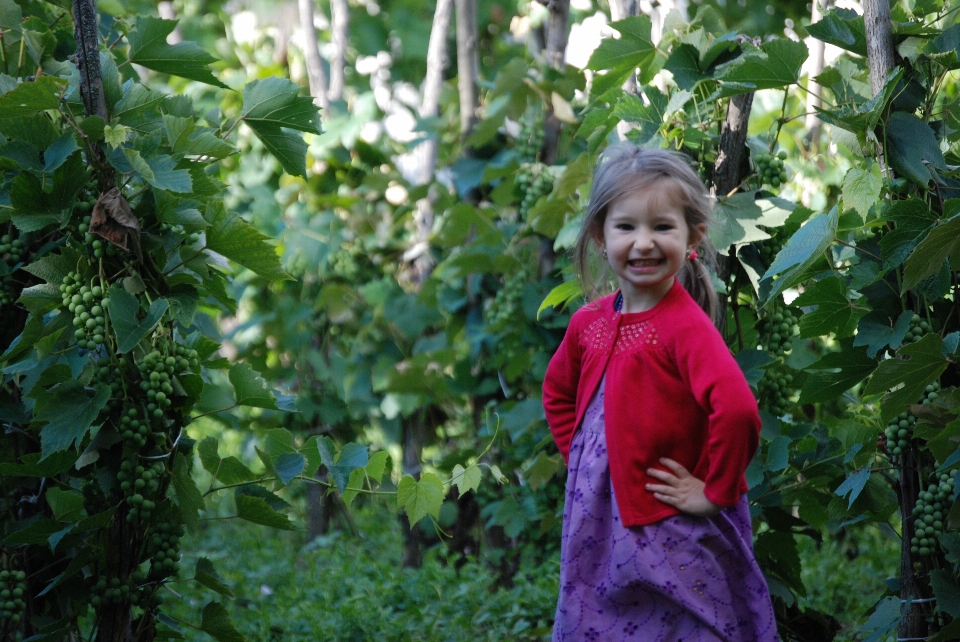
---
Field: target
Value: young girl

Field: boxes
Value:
[543,144,778,641]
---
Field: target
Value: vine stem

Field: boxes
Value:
[833,238,882,262]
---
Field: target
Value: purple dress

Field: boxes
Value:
[553,378,778,642]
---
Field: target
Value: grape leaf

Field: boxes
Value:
[902,210,960,292]
[0,76,66,118]
[239,77,322,177]
[365,450,390,484]
[760,208,838,304]
[34,382,111,458]
[330,443,368,493]
[524,452,562,492]
[798,345,876,405]
[886,111,947,187]
[234,494,296,530]
[793,276,867,338]
[854,310,914,358]
[194,558,234,598]
[878,198,937,270]
[712,38,808,98]
[537,280,582,318]
[930,570,960,617]
[42,133,79,174]
[806,8,867,56]
[45,487,85,522]
[229,362,279,409]
[200,602,246,642]
[197,437,257,485]
[204,201,289,280]
[585,15,657,98]
[835,467,871,508]
[127,17,228,89]
[121,149,192,193]
[107,286,168,354]
[842,162,882,222]
[172,453,204,534]
[163,115,235,159]
[274,452,305,486]
[397,473,444,525]
[863,334,948,422]
[451,464,482,495]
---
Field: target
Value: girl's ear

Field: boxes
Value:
[689,223,708,250]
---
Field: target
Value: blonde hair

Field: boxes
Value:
[573,144,719,324]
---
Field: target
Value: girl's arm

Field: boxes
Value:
[543,319,583,462]
[675,318,761,508]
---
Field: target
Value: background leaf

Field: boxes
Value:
[128,17,228,88]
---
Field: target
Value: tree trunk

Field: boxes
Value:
[298,0,329,112]
[536,0,570,278]
[401,411,427,568]
[864,0,895,181]
[710,37,758,336]
[544,0,570,72]
[72,0,114,192]
[328,0,348,102]
[864,0,895,99]
[455,0,480,140]
[399,0,453,567]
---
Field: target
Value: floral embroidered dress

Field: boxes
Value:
[552,377,779,642]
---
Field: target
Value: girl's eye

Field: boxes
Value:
[654,223,673,231]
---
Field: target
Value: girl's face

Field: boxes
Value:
[599,185,705,313]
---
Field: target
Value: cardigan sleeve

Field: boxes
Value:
[543,315,583,463]
[673,315,761,507]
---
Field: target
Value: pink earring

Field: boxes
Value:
[687,250,698,260]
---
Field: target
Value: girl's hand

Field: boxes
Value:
[645,458,722,517]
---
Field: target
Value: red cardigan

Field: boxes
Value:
[543,280,761,527]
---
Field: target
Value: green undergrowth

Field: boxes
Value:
[162,504,559,641]
[797,525,901,642]
[161,497,899,642]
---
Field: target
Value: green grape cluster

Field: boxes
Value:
[75,189,97,217]
[754,150,789,188]
[883,411,917,459]
[485,271,527,331]
[136,343,198,420]
[117,458,165,522]
[159,221,201,245]
[118,407,153,449]
[757,303,800,356]
[94,357,125,412]
[0,274,15,305]
[909,471,957,558]
[883,382,940,459]
[145,520,184,580]
[328,247,360,280]
[0,568,27,629]
[515,110,544,161]
[903,313,932,345]
[0,233,26,264]
[754,229,785,268]
[516,164,552,220]
[89,570,150,608]
[60,272,110,351]
[757,368,796,416]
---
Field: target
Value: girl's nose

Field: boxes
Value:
[633,229,654,250]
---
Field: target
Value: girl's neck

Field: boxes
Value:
[617,278,675,314]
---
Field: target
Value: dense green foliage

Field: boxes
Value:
[5,0,960,640]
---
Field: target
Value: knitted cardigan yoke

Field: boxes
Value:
[543,280,761,527]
